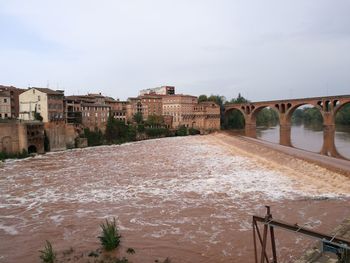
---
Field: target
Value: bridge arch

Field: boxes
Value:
[224,107,246,130]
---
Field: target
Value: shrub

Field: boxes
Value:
[98,218,121,251]
[39,240,56,263]
[175,125,187,136]
[188,128,200,135]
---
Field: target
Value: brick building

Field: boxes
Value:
[182,101,221,133]
[162,94,198,128]
[0,85,26,118]
[19,88,64,122]
[0,90,11,119]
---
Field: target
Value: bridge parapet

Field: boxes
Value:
[224,95,350,159]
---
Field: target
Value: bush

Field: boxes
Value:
[188,128,200,135]
[98,218,121,251]
[39,240,56,263]
[0,149,29,161]
[145,127,168,137]
[84,128,104,146]
[175,125,187,136]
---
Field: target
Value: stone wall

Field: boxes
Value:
[44,122,78,151]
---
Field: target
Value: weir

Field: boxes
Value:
[225,95,350,159]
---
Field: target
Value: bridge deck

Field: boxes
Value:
[225,94,350,106]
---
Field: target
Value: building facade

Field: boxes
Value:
[162,94,198,128]
[182,101,221,133]
[140,95,163,120]
[0,85,25,118]
[0,90,11,119]
[139,86,175,96]
[19,88,64,122]
[0,121,44,154]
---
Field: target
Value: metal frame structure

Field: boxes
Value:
[252,206,350,263]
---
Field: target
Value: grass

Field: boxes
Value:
[98,218,121,251]
[39,240,56,263]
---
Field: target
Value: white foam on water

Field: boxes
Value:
[0,224,18,235]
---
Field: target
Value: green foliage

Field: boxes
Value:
[145,115,164,128]
[336,103,350,125]
[224,94,249,129]
[83,128,104,146]
[133,112,143,124]
[0,149,29,161]
[188,128,200,135]
[229,93,249,104]
[39,240,56,263]
[198,94,208,102]
[291,107,323,125]
[98,218,121,251]
[225,110,245,129]
[105,116,130,143]
[34,112,43,121]
[175,125,188,136]
[145,127,169,137]
[137,124,145,132]
[256,108,279,126]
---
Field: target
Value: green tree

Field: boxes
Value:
[133,112,143,124]
[105,116,130,143]
[198,94,208,103]
[145,115,164,128]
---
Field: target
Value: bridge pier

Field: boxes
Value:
[279,124,292,147]
[320,113,341,158]
[245,121,257,138]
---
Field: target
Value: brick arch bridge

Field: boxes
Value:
[224,95,350,158]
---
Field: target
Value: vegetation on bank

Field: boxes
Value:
[39,218,171,263]
[81,114,200,147]
[0,149,29,161]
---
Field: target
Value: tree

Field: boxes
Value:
[133,112,143,124]
[145,115,164,128]
[105,116,129,143]
[198,95,208,103]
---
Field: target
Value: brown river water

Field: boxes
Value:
[0,133,349,263]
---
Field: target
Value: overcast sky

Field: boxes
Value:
[0,0,349,101]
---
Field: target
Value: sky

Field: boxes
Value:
[0,0,349,101]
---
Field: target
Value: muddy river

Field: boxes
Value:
[0,134,349,262]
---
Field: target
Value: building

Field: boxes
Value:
[106,99,128,123]
[0,90,11,119]
[64,93,112,131]
[19,88,64,122]
[162,94,198,128]
[182,101,221,133]
[140,95,163,120]
[139,86,175,96]
[0,85,26,118]
[126,97,145,122]
[0,120,44,154]
[81,103,110,131]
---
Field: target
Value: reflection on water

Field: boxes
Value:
[257,124,350,159]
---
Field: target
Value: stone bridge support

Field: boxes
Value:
[279,114,292,147]
[320,110,341,158]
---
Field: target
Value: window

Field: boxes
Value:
[38,96,41,101]
[4,99,7,103]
